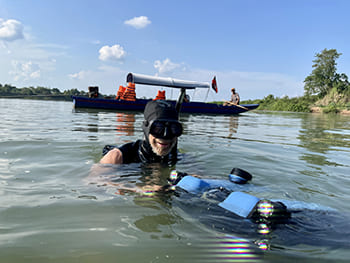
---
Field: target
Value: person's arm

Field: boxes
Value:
[230,94,234,102]
[100,148,123,164]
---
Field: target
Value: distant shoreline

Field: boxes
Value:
[0,95,72,100]
[2,95,350,115]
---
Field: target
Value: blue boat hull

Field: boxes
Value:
[72,96,259,115]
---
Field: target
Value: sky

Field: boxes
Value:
[1,0,350,102]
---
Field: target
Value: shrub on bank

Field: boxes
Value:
[239,94,318,113]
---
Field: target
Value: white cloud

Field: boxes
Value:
[69,70,87,80]
[9,60,40,81]
[99,44,126,61]
[124,16,151,29]
[154,58,183,74]
[0,19,24,41]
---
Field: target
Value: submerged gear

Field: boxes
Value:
[168,170,188,186]
[170,171,291,225]
[251,199,290,224]
[229,168,252,184]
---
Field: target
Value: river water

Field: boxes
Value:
[1,98,350,263]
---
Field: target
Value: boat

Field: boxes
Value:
[72,73,259,115]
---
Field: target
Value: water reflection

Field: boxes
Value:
[71,110,99,140]
[181,114,240,140]
[71,110,138,140]
[132,190,179,240]
[86,110,350,261]
[228,116,239,137]
[115,112,135,136]
[88,163,180,240]
[193,236,263,262]
[298,113,350,166]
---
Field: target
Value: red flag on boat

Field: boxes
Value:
[211,76,218,93]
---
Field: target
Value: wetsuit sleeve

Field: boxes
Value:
[118,140,142,164]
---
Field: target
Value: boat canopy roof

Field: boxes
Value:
[126,73,210,90]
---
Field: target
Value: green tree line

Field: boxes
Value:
[241,48,350,113]
[0,84,87,98]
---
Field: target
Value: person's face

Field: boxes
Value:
[148,134,177,156]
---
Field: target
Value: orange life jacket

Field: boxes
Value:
[121,82,136,101]
[116,85,126,100]
[154,90,166,100]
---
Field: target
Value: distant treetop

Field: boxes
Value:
[304,48,350,97]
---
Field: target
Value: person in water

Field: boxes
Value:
[224,88,240,106]
[100,100,182,165]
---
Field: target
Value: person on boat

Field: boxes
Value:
[183,94,190,103]
[224,88,240,106]
[100,100,182,165]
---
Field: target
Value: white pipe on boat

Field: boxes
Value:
[126,73,210,89]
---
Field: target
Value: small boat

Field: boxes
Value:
[72,73,259,115]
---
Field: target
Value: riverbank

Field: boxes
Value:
[239,90,350,115]
[310,107,350,115]
[309,89,350,114]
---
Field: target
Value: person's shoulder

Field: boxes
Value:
[100,147,123,164]
[119,140,142,151]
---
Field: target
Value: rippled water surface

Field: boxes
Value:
[1,98,350,263]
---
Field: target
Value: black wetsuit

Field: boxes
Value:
[103,140,178,165]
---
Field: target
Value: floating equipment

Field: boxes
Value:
[116,85,126,100]
[229,168,252,184]
[121,82,136,101]
[154,90,166,100]
[176,176,211,194]
[88,86,99,98]
[171,168,291,224]
[170,168,252,195]
[219,192,260,218]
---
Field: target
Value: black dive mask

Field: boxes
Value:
[144,119,182,140]
[150,119,182,139]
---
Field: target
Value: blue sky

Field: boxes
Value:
[1,0,350,101]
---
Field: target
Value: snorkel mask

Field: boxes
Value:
[142,100,182,140]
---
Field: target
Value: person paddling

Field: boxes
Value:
[224,88,240,106]
[100,100,182,165]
